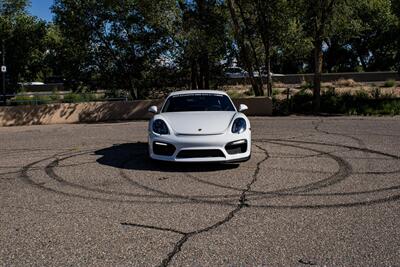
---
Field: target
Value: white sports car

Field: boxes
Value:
[147,90,251,163]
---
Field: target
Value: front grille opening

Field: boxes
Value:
[177,149,226,159]
[225,140,247,155]
[153,142,176,156]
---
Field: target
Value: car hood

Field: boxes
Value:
[160,111,237,135]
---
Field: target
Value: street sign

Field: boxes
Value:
[1,66,6,73]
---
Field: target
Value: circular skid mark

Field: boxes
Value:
[21,150,242,206]
[19,139,400,209]
[185,141,353,199]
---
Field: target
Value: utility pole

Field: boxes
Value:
[1,40,5,105]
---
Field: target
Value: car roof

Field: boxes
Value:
[168,90,229,97]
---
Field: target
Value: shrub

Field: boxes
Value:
[82,93,98,101]
[371,88,381,99]
[334,78,358,87]
[63,93,84,103]
[300,81,313,89]
[355,90,369,100]
[10,95,33,105]
[272,89,280,96]
[10,95,52,105]
[226,90,243,99]
[292,90,313,113]
[383,79,396,88]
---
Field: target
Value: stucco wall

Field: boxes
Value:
[0,97,272,126]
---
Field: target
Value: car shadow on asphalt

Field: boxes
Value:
[95,142,240,172]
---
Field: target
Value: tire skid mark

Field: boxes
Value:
[122,144,270,267]
[48,150,244,202]
[17,136,400,266]
[186,141,352,199]
[21,150,232,206]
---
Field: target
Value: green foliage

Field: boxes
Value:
[372,88,381,99]
[300,81,314,89]
[0,0,399,101]
[383,79,396,87]
[52,0,179,98]
[63,92,98,103]
[10,95,52,105]
[275,89,400,116]
[0,2,47,88]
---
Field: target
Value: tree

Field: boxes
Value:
[226,0,295,96]
[300,0,354,112]
[53,0,179,98]
[348,0,397,71]
[254,0,290,96]
[391,0,400,73]
[0,0,48,88]
[227,0,264,96]
[177,0,230,89]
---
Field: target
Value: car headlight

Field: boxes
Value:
[232,118,247,134]
[152,119,170,135]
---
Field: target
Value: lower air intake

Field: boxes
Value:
[176,149,226,159]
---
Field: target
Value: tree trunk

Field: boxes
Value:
[266,38,272,97]
[191,59,198,89]
[203,53,210,89]
[130,78,138,100]
[235,0,264,96]
[313,38,323,113]
[227,0,263,96]
[198,53,209,89]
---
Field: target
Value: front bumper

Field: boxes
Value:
[148,131,251,162]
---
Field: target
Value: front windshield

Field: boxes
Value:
[162,94,236,113]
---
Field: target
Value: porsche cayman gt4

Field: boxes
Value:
[148,90,251,162]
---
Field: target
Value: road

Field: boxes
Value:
[1,117,400,266]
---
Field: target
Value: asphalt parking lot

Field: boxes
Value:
[1,116,400,266]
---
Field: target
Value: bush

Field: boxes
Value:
[275,88,400,116]
[334,78,358,87]
[300,81,313,89]
[272,89,280,96]
[383,79,396,88]
[10,95,53,105]
[63,93,84,103]
[371,88,381,99]
[355,90,369,100]
[292,90,313,113]
[10,95,33,105]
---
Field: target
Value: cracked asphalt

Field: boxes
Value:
[1,116,400,266]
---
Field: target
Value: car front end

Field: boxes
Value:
[148,119,251,162]
[147,91,251,163]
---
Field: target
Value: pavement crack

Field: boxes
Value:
[121,222,187,235]
[299,258,317,265]
[124,144,270,267]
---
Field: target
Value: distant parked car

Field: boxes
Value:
[224,67,248,78]
[18,82,45,86]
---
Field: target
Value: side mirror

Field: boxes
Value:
[148,106,158,114]
[239,104,248,112]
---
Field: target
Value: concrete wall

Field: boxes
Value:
[0,97,272,127]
